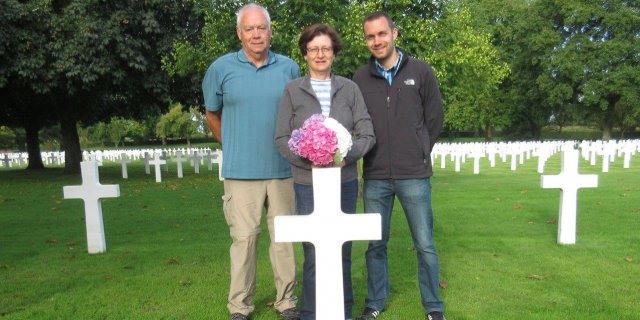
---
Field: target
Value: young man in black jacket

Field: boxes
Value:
[352,11,446,320]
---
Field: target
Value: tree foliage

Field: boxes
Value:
[3,0,638,157]
[155,103,200,147]
[1,0,203,172]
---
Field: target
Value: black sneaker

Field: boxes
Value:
[278,307,299,320]
[231,313,248,320]
[427,311,446,320]
[358,307,381,319]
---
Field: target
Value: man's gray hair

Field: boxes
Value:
[236,3,271,28]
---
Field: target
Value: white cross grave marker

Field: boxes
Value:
[470,151,484,174]
[149,153,167,183]
[174,151,185,178]
[211,149,224,181]
[204,150,213,171]
[275,167,381,320]
[541,146,598,244]
[63,161,120,254]
[623,148,632,169]
[161,151,170,172]
[2,154,11,170]
[17,153,25,167]
[144,152,151,174]
[47,152,58,166]
[510,150,518,171]
[190,151,202,174]
[118,153,131,179]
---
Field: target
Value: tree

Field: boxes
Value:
[556,0,640,140]
[106,117,129,148]
[469,0,563,139]
[0,1,56,169]
[155,102,198,146]
[0,126,17,149]
[428,2,510,140]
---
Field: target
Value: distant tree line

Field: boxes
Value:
[1,0,638,172]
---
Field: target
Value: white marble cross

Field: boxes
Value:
[173,151,186,178]
[63,161,120,254]
[510,150,518,171]
[2,154,11,170]
[161,151,170,172]
[275,167,381,320]
[17,153,25,167]
[190,151,202,174]
[118,153,131,179]
[439,153,447,169]
[541,146,598,244]
[470,151,484,174]
[204,150,213,171]
[143,152,151,174]
[149,153,167,183]
[48,152,60,166]
[211,149,224,181]
[623,148,632,169]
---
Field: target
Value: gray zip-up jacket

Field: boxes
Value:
[353,48,444,180]
[275,75,376,185]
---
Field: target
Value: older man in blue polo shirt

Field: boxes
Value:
[202,3,300,320]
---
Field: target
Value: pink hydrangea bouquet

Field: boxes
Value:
[288,114,353,167]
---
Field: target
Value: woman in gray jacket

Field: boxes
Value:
[275,23,375,320]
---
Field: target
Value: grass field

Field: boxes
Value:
[1,149,639,319]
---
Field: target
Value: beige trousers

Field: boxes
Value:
[222,178,297,315]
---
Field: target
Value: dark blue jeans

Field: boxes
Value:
[363,178,444,313]
[294,179,358,320]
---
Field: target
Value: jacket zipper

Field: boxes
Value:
[386,84,393,179]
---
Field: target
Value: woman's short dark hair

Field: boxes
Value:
[298,23,344,56]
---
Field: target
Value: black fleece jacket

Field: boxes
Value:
[353,48,444,180]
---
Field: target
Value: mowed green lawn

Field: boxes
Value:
[0,150,638,319]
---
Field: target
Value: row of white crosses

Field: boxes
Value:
[5,140,638,172]
[81,148,224,181]
[578,140,639,172]
[432,139,639,174]
[432,141,565,174]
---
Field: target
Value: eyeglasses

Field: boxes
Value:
[307,47,333,56]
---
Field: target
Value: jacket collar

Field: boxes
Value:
[367,47,409,77]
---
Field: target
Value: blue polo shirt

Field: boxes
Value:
[202,49,300,179]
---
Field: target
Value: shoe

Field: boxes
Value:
[231,313,248,320]
[358,307,381,319]
[278,307,299,320]
[427,311,446,320]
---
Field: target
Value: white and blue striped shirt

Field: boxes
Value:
[310,79,332,116]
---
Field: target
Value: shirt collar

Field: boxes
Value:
[375,50,403,85]
[375,49,402,73]
[236,49,276,67]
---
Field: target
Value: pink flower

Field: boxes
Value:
[288,114,350,167]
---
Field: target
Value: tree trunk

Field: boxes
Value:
[485,123,494,142]
[602,93,620,141]
[602,124,613,141]
[60,115,82,174]
[530,123,542,140]
[25,123,45,170]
